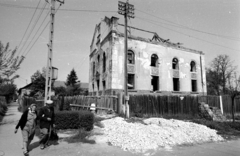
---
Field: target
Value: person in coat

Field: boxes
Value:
[38,99,55,149]
[15,103,38,155]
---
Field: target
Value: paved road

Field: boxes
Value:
[0,102,240,156]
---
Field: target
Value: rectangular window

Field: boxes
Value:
[151,76,159,91]
[97,80,100,91]
[192,80,197,92]
[173,78,180,91]
[102,81,106,94]
[128,74,134,89]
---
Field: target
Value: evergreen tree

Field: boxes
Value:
[66,68,78,87]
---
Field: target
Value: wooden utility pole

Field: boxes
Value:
[118,1,134,118]
[44,0,64,104]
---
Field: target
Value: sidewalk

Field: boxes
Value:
[0,102,39,156]
[0,102,136,156]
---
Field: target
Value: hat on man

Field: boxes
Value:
[46,100,53,105]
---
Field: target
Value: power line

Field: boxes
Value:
[22,10,50,56]
[136,9,240,42]
[0,2,116,13]
[135,16,240,52]
[23,21,50,57]
[17,2,48,57]
[16,0,42,57]
[23,3,62,58]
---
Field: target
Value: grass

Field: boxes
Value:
[191,119,240,140]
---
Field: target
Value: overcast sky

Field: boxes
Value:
[0,0,239,88]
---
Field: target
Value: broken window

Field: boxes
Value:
[151,54,159,67]
[103,53,106,72]
[172,58,179,70]
[190,61,196,72]
[102,81,106,94]
[173,78,180,91]
[97,55,100,63]
[128,50,135,64]
[192,80,197,92]
[151,76,159,91]
[128,74,135,89]
[97,80,100,91]
[92,62,95,77]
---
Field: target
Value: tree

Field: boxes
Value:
[30,68,46,97]
[53,86,66,96]
[66,68,78,87]
[206,55,237,95]
[65,69,82,95]
[226,73,240,123]
[0,41,22,80]
[0,83,17,103]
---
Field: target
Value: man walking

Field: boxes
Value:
[38,100,55,149]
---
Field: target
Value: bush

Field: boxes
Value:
[55,110,94,131]
[0,96,7,122]
[79,110,94,131]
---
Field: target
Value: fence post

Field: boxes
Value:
[219,95,223,114]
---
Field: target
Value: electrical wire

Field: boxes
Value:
[136,9,240,42]
[15,0,42,57]
[135,16,240,52]
[23,3,62,58]
[22,10,50,56]
[17,2,48,57]
[0,2,116,13]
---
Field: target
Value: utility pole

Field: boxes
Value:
[118,1,134,118]
[44,0,64,104]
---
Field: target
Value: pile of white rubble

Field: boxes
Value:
[101,117,224,153]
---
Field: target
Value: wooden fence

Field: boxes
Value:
[20,94,240,117]
[128,94,240,117]
[65,95,118,113]
[20,95,118,113]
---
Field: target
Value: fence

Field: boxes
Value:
[65,95,118,113]
[128,94,240,117]
[20,94,240,117]
[19,97,44,112]
[21,95,119,113]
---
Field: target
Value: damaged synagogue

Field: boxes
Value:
[89,16,207,96]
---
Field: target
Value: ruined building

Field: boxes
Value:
[89,16,207,95]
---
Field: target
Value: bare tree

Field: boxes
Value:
[227,73,240,123]
[207,55,237,95]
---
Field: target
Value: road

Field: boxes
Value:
[0,102,240,156]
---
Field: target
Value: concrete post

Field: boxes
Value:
[219,95,223,114]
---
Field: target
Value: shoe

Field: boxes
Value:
[23,151,28,156]
[40,144,45,150]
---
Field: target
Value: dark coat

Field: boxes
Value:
[38,106,55,129]
[15,109,38,130]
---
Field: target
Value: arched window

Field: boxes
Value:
[97,55,100,63]
[172,58,179,70]
[190,61,196,72]
[127,50,135,64]
[92,62,95,76]
[103,53,106,72]
[150,54,159,67]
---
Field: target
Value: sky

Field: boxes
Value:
[0,0,239,89]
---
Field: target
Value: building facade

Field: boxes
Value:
[89,16,207,95]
